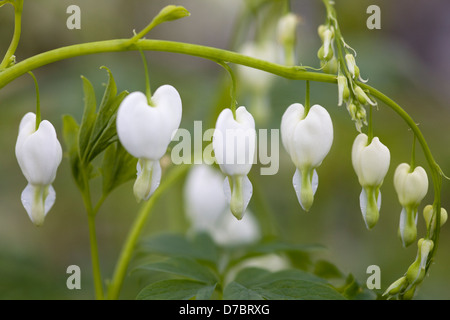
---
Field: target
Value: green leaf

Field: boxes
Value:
[136,279,215,300]
[227,240,323,271]
[101,140,137,196]
[84,67,128,163]
[86,91,128,162]
[140,232,219,265]
[223,267,345,300]
[62,115,84,190]
[314,260,344,279]
[223,282,265,300]
[78,76,97,161]
[136,256,218,284]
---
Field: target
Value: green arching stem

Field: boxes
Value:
[27,71,40,130]
[138,49,153,106]
[216,61,237,118]
[0,39,335,90]
[0,0,23,70]
[107,165,191,300]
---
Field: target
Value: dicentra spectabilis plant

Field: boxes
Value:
[1,0,448,301]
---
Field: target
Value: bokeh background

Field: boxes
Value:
[1,0,450,299]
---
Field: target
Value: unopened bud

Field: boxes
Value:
[406,238,434,286]
[345,54,360,79]
[383,276,408,297]
[337,74,350,106]
[423,205,448,236]
[317,44,334,61]
[354,85,376,106]
[277,13,299,46]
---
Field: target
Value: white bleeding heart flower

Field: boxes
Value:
[394,163,428,247]
[213,107,256,220]
[15,112,62,226]
[352,133,390,229]
[281,103,333,211]
[183,164,260,246]
[116,84,182,201]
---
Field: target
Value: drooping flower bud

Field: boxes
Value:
[354,85,376,106]
[345,53,360,79]
[15,112,62,226]
[277,13,299,48]
[394,163,428,247]
[352,133,390,229]
[213,107,256,220]
[116,85,182,201]
[406,238,434,287]
[317,25,335,62]
[383,276,408,297]
[281,104,333,211]
[337,74,350,106]
[423,204,447,238]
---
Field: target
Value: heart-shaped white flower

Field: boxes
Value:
[15,112,62,226]
[281,103,333,211]
[116,84,182,201]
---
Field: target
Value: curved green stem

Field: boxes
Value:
[0,0,23,70]
[107,164,190,300]
[0,39,336,90]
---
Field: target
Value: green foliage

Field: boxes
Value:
[62,67,136,198]
[133,232,368,300]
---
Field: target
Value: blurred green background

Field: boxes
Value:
[1,0,450,299]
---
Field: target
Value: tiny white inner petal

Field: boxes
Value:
[292,168,319,211]
[136,160,162,200]
[21,184,55,224]
[399,207,407,243]
[359,188,367,222]
[223,176,253,216]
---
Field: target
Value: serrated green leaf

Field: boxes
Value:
[101,141,137,196]
[136,256,218,284]
[256,278,345,300]
[224,267,345,300]
[86,91,128,162]
[140,232,219,265]
[78,76,97,161]
[223,281,265,300]
[136,279,215,300]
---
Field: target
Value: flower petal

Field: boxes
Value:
[292,168,318,211]
[21,183,56,226]
[223,175,253,220]
[133,159,161,201]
